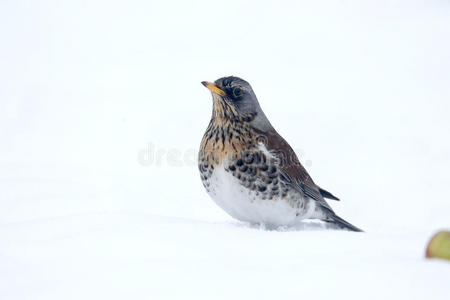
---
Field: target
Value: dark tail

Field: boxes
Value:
[328,214,363,232]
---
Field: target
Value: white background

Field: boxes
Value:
[1,0,449,299]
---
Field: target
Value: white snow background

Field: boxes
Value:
[1,0,449,299]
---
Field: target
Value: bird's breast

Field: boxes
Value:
[198,119,316,226]
[199,119,253,167]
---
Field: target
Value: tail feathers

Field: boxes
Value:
[328,214,363,232]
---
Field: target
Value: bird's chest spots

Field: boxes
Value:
[202,145,290,201]
[222,150,286,201]
[198,119,303,211]
[199,120,254,168]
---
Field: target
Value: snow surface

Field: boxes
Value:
[1,0,450,299]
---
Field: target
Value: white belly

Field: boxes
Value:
[205,164,317,226]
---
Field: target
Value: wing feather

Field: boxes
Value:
[255,129,336,207]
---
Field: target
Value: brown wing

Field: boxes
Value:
[256,129,336,210]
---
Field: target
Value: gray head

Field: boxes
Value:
[201,76,273,131]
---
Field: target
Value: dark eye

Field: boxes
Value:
[232,87,243,98]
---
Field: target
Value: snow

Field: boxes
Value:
[1,213,449,299]
[1,0,450,299]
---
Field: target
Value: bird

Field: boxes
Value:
[198,76,362,232]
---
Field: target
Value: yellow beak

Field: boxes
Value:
[201,81,226,96]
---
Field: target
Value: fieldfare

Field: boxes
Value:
[198,76,362,231]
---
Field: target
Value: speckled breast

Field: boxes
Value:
[198,120,310,225]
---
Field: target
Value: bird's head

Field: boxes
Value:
[202,76,273,131]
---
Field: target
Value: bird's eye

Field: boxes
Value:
[232,87,243,98]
